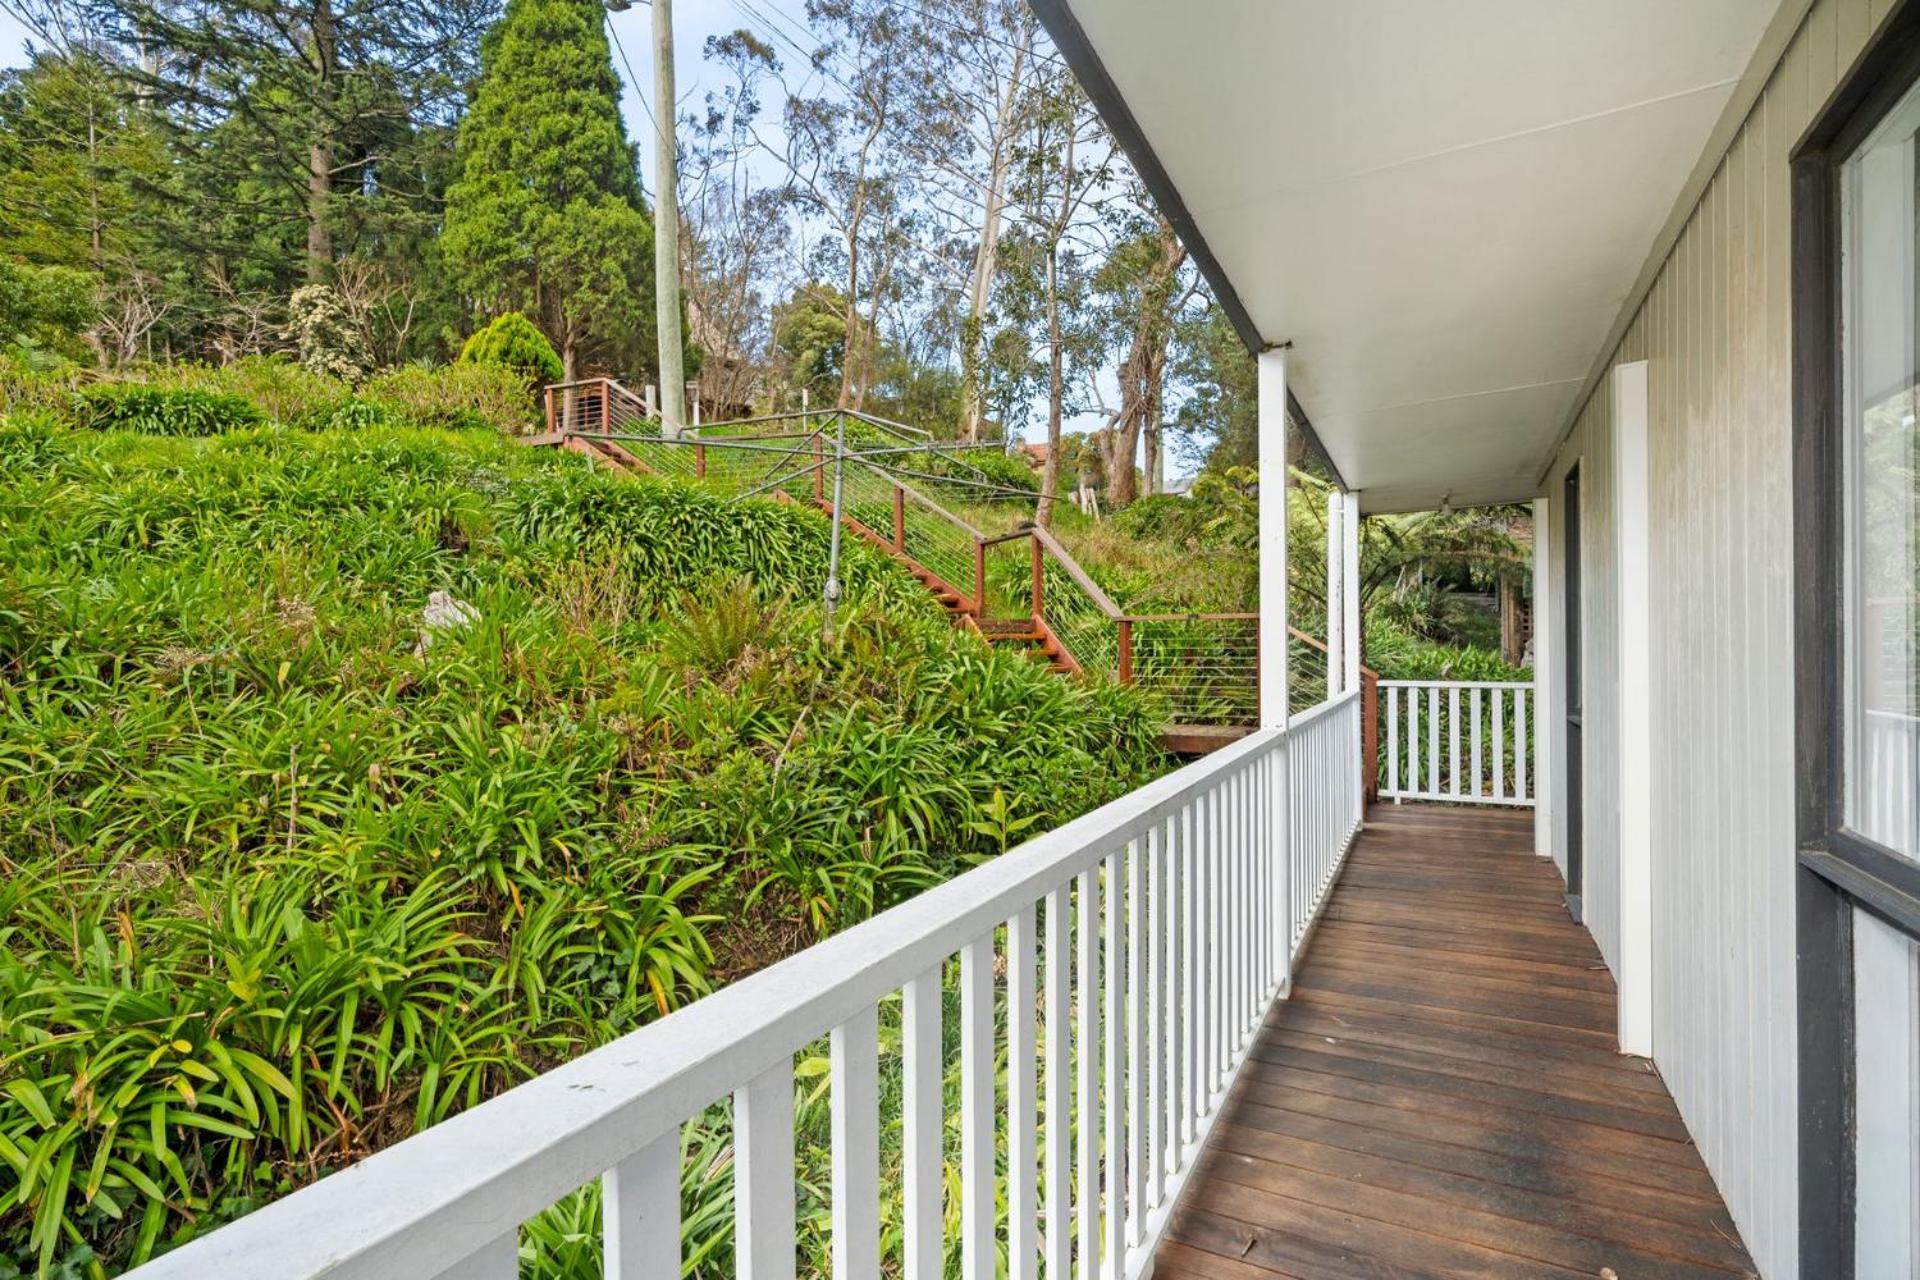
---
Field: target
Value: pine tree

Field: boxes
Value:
[441,0,656,382]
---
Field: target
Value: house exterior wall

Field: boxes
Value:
[1547,1,1898,1273]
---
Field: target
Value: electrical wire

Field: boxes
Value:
[606,14,660,200]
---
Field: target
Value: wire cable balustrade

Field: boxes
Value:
[541,378,1371,741]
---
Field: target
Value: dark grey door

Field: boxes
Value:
[1563,464,1584,922]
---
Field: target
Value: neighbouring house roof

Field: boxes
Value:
[1030,0,1787,512]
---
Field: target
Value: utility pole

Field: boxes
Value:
[653,0,686,438]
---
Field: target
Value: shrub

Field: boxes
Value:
[0,260,96,361]
[299,395,393,431]
[141,356,349,424]
[70,383,264,435]
[286,283,371,383]
[458,311,564,386]
[364,362,536,434]
[0,351,79,419]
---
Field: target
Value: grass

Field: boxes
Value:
[0,417,1164,1277]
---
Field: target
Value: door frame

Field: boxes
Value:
[1562,461,1585,922]
[1791,2,1920,1272]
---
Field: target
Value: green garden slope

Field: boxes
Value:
[0,420,1162,1276]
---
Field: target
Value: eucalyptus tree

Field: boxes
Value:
[1096,205,1197,503]
[896,0,1038,441]
[1004,54,1115,523]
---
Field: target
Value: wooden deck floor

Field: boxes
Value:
[1158,804,1756,1280]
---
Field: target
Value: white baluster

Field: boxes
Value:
[1044,886,1071,1280]
[1449,687,1462,799]
[1516,687,1530,802]
[831,1007,880,1280]
[1008,905,1038,1280]
[1493,689,1507,802]
[960,934,995,1280]
[1387,686,1400,797]
[902,967,942,1280]
[1471,687,1484,799]
[1179,801,1197,1151]
[433,1230,516,1280]
[1104,849,1126,1271]
[1427,686,1441,796]
[1147,820,1167,1209]
[604,1130,680,1280]
[1076,868,1099,1280]
[735,1060,796,1280]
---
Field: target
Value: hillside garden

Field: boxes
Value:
[0,364,1169,1277]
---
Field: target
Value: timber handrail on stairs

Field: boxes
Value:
[537,389,1375,756]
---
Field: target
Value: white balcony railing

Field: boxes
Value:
[1379,679,1534,807]
[126,691,1365,1280]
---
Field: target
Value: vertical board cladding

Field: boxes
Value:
[1548,2,1892,1275]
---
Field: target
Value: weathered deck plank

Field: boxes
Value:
[1161,804,1756,1280]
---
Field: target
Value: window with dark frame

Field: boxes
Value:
[1794,5,1920,1276]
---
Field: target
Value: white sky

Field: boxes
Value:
[0,0,1139,452]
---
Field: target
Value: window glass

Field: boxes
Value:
[1844,80,1920,860]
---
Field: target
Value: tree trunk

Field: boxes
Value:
[305,0,337,280]
[960,33,1028,443]
[561,335,578,427]
[1037,246,1063,527]
[1106,222,1186,506]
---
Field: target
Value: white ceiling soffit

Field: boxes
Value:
[1037,0,1781,513]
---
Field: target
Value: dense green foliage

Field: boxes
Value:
[0,420,1161,1275]
[443,0,655,380]
[1,357,539,440]
[458,311,565,386]
[70,384,264,436]
[0,263,94,363]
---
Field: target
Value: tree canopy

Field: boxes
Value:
[441,0,656,381]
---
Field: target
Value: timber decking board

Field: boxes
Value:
[1164,803,1756,1279]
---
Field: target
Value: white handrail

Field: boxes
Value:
[125,694,1365,1280]
[1380,678,1534,807]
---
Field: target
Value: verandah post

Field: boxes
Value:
[1257,346,1293,988]
[1342,491,1368,805]
[1326,489,1344,696]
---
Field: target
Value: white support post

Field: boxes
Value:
[1257,347,1293,992]
[1613,360,1653,1058]
[1258,348,1291,732]
[1341,492,1361,695]
[1532,495,1554,859]
[1325,490,1344,697]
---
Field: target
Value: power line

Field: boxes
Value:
[606,14,659,200]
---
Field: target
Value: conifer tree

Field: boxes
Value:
[441,0,656,381]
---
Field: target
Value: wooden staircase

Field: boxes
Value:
[543,422,1084,677]
[973,618,1079,674]
[534,399,1371,761]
